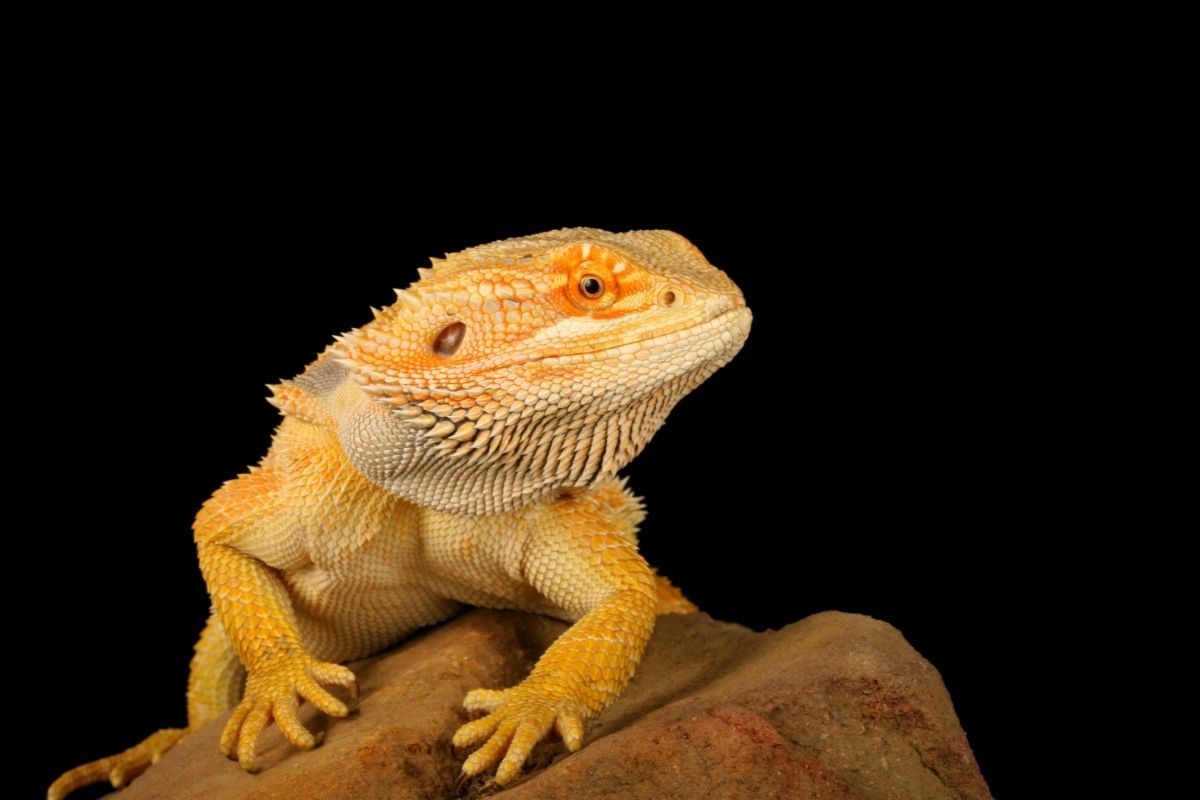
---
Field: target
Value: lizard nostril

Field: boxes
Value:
[659,290,678,307]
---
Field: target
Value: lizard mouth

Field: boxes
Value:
[528,303,752,368]
[349,303,751,396]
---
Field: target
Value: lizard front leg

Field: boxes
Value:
[195,468,357,771]
[449,498,658,785]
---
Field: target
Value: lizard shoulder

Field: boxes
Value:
[266,348,366,429]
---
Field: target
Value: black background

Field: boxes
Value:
[24,118,1041,799]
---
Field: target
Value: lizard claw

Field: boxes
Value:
[453,684,586,785]
[220,654,356,771]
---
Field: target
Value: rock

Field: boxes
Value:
[111,610,992,800]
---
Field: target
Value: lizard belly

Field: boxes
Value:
[418,507,579,623]
[422,569,569,620]
[284,531,461,663]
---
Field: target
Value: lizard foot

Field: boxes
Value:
[453,683,586,785]
[48,727,187,800]
[220,653,357,771]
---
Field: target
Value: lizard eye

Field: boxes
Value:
[566,263,617,311]
[432,321,465,357]
[579,275,604,298]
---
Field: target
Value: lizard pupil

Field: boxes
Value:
[580,275,604,298]
[433,321,466,357]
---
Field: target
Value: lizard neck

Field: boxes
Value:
[339,370,706,516]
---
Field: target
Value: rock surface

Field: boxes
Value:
[111,610,991,800]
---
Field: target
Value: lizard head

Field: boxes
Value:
[333,228,751,514]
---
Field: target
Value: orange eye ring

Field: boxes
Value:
[566,259,617,311]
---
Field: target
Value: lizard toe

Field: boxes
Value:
[272,693,320,750]
[555,712,586,752]
[236,702,272,772]
[220,700,252,759]
[495,717,554,785]
[463,687,511,713]
[460,718,518,778]
[309,661,359,703]
[453,714,501,749]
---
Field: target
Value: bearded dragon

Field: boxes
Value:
[49,228,751,799]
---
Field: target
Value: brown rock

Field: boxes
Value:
[111,610,991,800]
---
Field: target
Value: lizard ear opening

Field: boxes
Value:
[432,322,466,357]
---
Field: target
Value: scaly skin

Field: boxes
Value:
[49,228,751,798]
